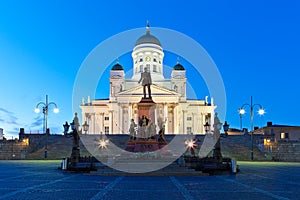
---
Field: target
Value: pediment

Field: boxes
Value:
[117,84,180,97]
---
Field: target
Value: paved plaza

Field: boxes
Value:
[0,160,299,200]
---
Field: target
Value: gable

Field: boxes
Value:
[117,84,180,97]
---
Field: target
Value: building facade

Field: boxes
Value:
[80,25,216,135]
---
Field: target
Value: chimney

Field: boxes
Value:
[20,128,25,134]
[267,122,273,127]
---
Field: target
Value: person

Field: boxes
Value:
[138,67,152,98]
[129,119,137,141]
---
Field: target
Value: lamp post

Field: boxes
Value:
[34,95,59,159]
[82,121,89,134]
[223,121,229,136]
[204,122,210,134]
[239,96,265,161]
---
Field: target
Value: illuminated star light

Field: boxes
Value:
[185,139,196,149]
[98,139,109,149]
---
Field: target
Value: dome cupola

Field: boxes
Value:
[135,23,161,47]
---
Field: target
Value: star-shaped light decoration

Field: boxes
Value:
[98,138,109,149]
[185,139,196,150]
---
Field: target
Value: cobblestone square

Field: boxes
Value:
[0,160,299,200]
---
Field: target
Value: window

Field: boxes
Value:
[153,65,157,72]
[139,58,143,62]
[104,126,109,134]
[153,58,157,62]
[187,127,192,134]
[280,132,289,139]
[104,117,109,121]
[187,117,192,121]
[139,65,143,72]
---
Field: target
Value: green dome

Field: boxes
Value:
[173,63,185,70]
[111,63,124,70]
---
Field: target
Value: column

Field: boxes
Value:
[100,113,104,134]
[164,103,168,134]
[210,111,215,131]
[128,103,132,121]
[118,104,122,134]
[134,104,138,126]
[192,112,196,134]
[89,113,94,134]
[109,110,113,134]
[174,104,178,134]
[200,112,205,134]
[95,113,99,134]
[93,113,96,134]
[182,110,186,134]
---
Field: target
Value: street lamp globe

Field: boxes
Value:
[34,108,40,113]
[63,121,70,135]
[223,121,229,136]
[53,108,59,113]
[204,122,210,133]
[82,121,89,134]
[239,108,246,115]
[70,120,76,131]
[258,109,265,115]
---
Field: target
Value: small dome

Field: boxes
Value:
[111,63,124,70]
[173,63,185,70]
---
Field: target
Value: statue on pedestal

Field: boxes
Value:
[213,113,222,161]
[158,125,166,143]
[138,67,152,98]
[129,119,137,141]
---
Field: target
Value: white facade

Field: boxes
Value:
[80,26,216,135]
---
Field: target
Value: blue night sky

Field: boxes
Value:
[0,1,299,138]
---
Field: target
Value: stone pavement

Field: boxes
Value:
[0,160,299,200]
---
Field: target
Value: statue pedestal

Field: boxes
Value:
[125,139,168,152]
[137,97,156,122]
[125,97,168,153]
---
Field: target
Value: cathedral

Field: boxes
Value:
[80,25,216,135]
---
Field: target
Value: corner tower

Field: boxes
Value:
[110,59,125,101]
[171,59,186,101]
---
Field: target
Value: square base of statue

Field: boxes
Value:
[138,98,156,122]
[126,139,161,152]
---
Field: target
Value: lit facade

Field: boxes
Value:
[80,26,216,135]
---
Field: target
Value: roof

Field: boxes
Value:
[173,63,185,70]
[135,28,161,47]
[111,63,124,70]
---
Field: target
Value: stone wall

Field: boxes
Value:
[0,141,29,159]
[1,134,300,161]
[270,142,300,162]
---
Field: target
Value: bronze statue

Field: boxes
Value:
[138,67,152,98]
[158,125,166,143]
[129,119,137,141]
